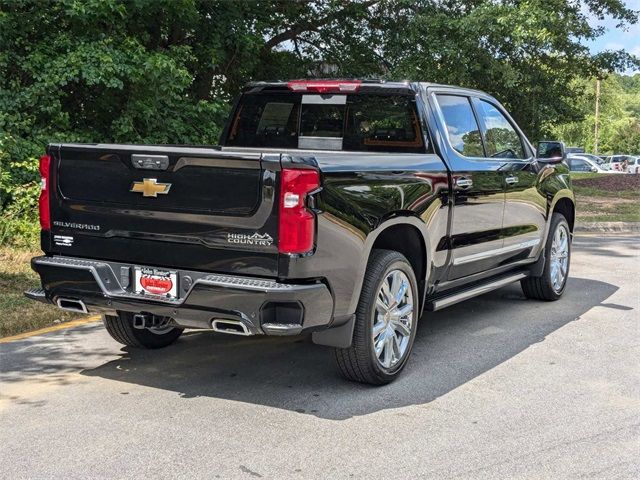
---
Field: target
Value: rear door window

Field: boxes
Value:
[435,94,484,157]
[226,93,425,153]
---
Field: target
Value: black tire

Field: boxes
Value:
[521,213,571,301]
[334,249,419,385]
[103,311,183,349]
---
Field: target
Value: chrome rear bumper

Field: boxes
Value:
[28,255,334,335]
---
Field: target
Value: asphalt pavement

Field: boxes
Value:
[0,235,638,479]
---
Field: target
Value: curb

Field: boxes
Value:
[575,222,640,233]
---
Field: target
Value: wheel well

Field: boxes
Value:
[553,198,575,233]
[371,223,427,299]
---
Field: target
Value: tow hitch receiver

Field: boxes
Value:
[132,314,171,330]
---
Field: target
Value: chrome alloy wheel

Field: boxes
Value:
[373,269,414,369]
[550,223,570,293]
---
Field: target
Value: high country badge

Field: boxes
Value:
[227,233,274,246]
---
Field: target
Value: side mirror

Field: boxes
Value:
[536,141,566,163]
[591,166,598,173]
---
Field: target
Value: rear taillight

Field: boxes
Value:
[278,169,320,254]
[38,154,51,231]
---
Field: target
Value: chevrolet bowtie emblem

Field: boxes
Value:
[130,178,172,197]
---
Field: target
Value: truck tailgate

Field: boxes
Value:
[46,144,280,276]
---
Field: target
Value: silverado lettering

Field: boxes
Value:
[52,221,100,231]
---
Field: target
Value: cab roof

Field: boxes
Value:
[243,79,488,97]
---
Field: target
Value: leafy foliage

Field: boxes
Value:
[551,73,640,154]
[1,0,638,246]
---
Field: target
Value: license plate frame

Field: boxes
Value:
[133,266,178,299]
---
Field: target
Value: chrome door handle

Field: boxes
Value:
[456,177,473,188]
[505,175,519,185]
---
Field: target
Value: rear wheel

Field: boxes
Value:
[334,249,419,385]
[521,213,571,301]
[103,311,183,349]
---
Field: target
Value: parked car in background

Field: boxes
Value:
[570,153,606,165]
[625,156,640,174]
[568,155,607,173]
[602,155,630,172]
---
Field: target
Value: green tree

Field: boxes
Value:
[610,118,640,153]
[1,0,639,246]
[551,73,640,154]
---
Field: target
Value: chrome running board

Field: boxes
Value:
[425,272,527,311]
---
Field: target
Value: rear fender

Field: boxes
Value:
[348,214,431,314]
[312,214,431,349]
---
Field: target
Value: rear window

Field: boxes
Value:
[226,93,425,153]
[435,94,484,157]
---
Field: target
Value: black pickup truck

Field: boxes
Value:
[27,79,574,385]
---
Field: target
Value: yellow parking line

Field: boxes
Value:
[0,316,101,344]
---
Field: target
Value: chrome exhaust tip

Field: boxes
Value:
[211,319,251,336]
[56,297,88,314]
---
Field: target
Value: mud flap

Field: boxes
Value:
[311,315,355,348]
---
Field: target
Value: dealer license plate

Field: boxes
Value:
[134,267,178,299]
